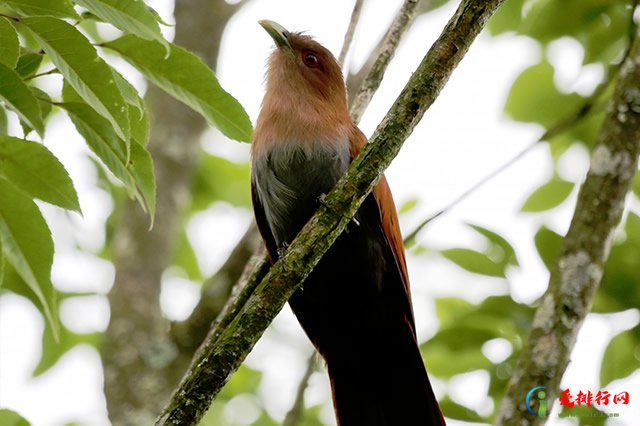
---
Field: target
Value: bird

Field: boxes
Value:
[251,20,445,426]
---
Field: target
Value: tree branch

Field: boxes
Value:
[170,223,262,354]
[349,0,423,123]
[496,26,640,426]
[155,0,507,424]
[282,352,318,426]
[338,0,365,68]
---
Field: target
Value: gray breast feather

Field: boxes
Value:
[252,142,350,246]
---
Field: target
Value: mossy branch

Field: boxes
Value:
[156,0,507,424]
[496,27,640,426]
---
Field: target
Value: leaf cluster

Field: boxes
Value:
[0,0,252,384]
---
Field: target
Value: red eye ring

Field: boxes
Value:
[302,51,320,68]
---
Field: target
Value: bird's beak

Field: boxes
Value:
[259,20,293,51]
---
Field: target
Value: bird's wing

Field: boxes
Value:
[251,180,278,261]
[348,126,413,306]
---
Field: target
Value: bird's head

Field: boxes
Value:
[258,20,348,115]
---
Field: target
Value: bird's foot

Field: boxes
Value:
[316,193,328,207]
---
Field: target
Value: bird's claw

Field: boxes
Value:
[316,193,328,207]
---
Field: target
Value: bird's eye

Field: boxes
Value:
[302,51,320,68]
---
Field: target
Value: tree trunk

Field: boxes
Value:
[101,1,244,423]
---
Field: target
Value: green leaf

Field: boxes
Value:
[0,17,19,68]
[33,302,102,376]
[0,237,4,287]
[14,50,43,78]
[534,225,562,271]
[191,154,251,210]
[0,136,80,211]
[30,86,53,123]
[129,99,149,145]
[61,102,155,218]
[110,69,150,144]
[104,35,253,142]
[439,398,486,422]
[505,60,584,128]
[171,229,202,281]
[398,198,418,215]
[0,106,7,134]
[441,248,505,277]
[487,0,525,36]
[435,297,475,328]
[147,5,172,26]
[0,178,59,339]
[418,0,450,14]
[580,2,630,64]
[218,365,263,400]
[0,62,44,136]
[521,178,574,212]
[1,0,79,19]
[112,69,144,115]
[596,213,640,313]
[129,139,155,222]
[21,17,130,141]
[0,409,30,426]
[469,223,519,267]
[599,327,640,387]
[422,342,493,378]
[62,101,127,166]
[515,0,632,65]
[73,0,168,51]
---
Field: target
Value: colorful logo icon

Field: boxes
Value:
[526,386,548,418]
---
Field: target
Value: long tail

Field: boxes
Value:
[326,324,445,426]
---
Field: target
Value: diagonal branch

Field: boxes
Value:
[338,0,365,68]
[170,223,262,354]
[349,0,424,123]
[155,0,507,424]
[496,25,640,426]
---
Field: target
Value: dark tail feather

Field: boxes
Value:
[327,331,445,426]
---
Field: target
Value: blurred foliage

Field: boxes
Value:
[199,366,282,426]
[422,296,534,422]
[0,409,30,426]
[425,0,640,422]
[440,223,519,278]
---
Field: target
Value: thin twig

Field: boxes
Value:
[338,0,365,68]
[350,0,423,123]
[155,1,507,424]
[403,66,618,245]
[282,352,318,426]
[170,223,262,354]
[24,68,59,81]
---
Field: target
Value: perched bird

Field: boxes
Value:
[251,20,445,426]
